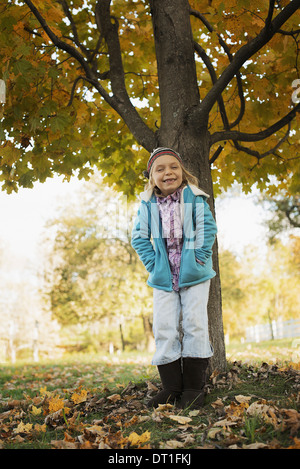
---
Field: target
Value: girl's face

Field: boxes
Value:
[152,154,183,196]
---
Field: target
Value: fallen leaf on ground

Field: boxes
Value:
[163,439,185,449]
[280,409,300,435]
[107,394,121,403]
[246,400,279,426]
[242,442,268,449]
[51,439,79,449]
[128,431,151,447]
[31,406,42,416]
[211,398,224,409]
[214,418,238,427]
[71,389,88,404]
[287,437,300,449]
[155,403,174,412]
[146,381,158,392]
[207,427,222,439]
[14,422,33,434]
[167,415,192,425]
[235,395,252,404]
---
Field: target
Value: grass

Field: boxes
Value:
[0,339,299,450]
[226,337,300,364]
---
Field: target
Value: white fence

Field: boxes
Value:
[246,318,300,343]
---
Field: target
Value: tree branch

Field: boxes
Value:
[191,7,245,129]
[209,144,225,165]
[265,0,276,30]
[277,28,300,36]
[94,0,155,149]
[197,0,300,118]
[23,0,156,150]
[23,1,117,106]
[95,1,134,104]
[23,0,94,77]
[194,41,230,130]
[211,102,300,144]
[67,75,98,107]
[234,122,291,164]
[57,0,92,60]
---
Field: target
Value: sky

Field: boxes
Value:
[0,176,267,277]
[0,176,78,257]
[215,189,267,256]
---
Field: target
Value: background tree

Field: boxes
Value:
[218,249,247,339]
[1,0,300,370]
[43,177,154,352]
[0,240,60,362]
[258,192,300,243]
[247,239,300,330]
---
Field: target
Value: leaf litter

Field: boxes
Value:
[0,360,299,449]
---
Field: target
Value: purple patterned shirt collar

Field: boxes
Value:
[156,187,183,291]
[156,187,182,204]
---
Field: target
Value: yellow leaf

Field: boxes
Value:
[155,403,174,412]
[31,405,42,416]
[235,395,252,404]
[48,395,65,413]
[14,422,33,434]
[242,442,268,449]
[211,398,224,409]
[246,401,272,418]
[168,415,192,425]
[164,440,185,449]
[288,438,300,449]
[128,431,151,447]
[40,386,51,398]
[85,425,104,436]
[34,423,47,433]
[71,389,88,404]
[214,418,238,427]
[207,427,222,439]
[51,439,78,449]
[225,401,249,418]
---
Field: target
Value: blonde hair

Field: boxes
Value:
[145,160,199,195]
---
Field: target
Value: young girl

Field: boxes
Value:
[131,147,217,409]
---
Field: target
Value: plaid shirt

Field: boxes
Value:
[156,188,183,291]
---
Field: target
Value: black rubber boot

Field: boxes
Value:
[179,357,209,409]
[147,359,183,408]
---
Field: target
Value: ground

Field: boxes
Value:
[0,339,299,450]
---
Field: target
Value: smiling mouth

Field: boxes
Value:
[163,178,176,183]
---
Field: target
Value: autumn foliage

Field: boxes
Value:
[0,0,299,196]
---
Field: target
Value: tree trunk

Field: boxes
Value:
[179,131,226,373]
[150,0,226,371]
[119,323,125,352]
[142,314,155,353]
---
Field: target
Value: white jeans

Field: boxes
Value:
[152,280,213,366]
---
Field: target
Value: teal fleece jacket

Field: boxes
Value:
[131,184,217,292]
